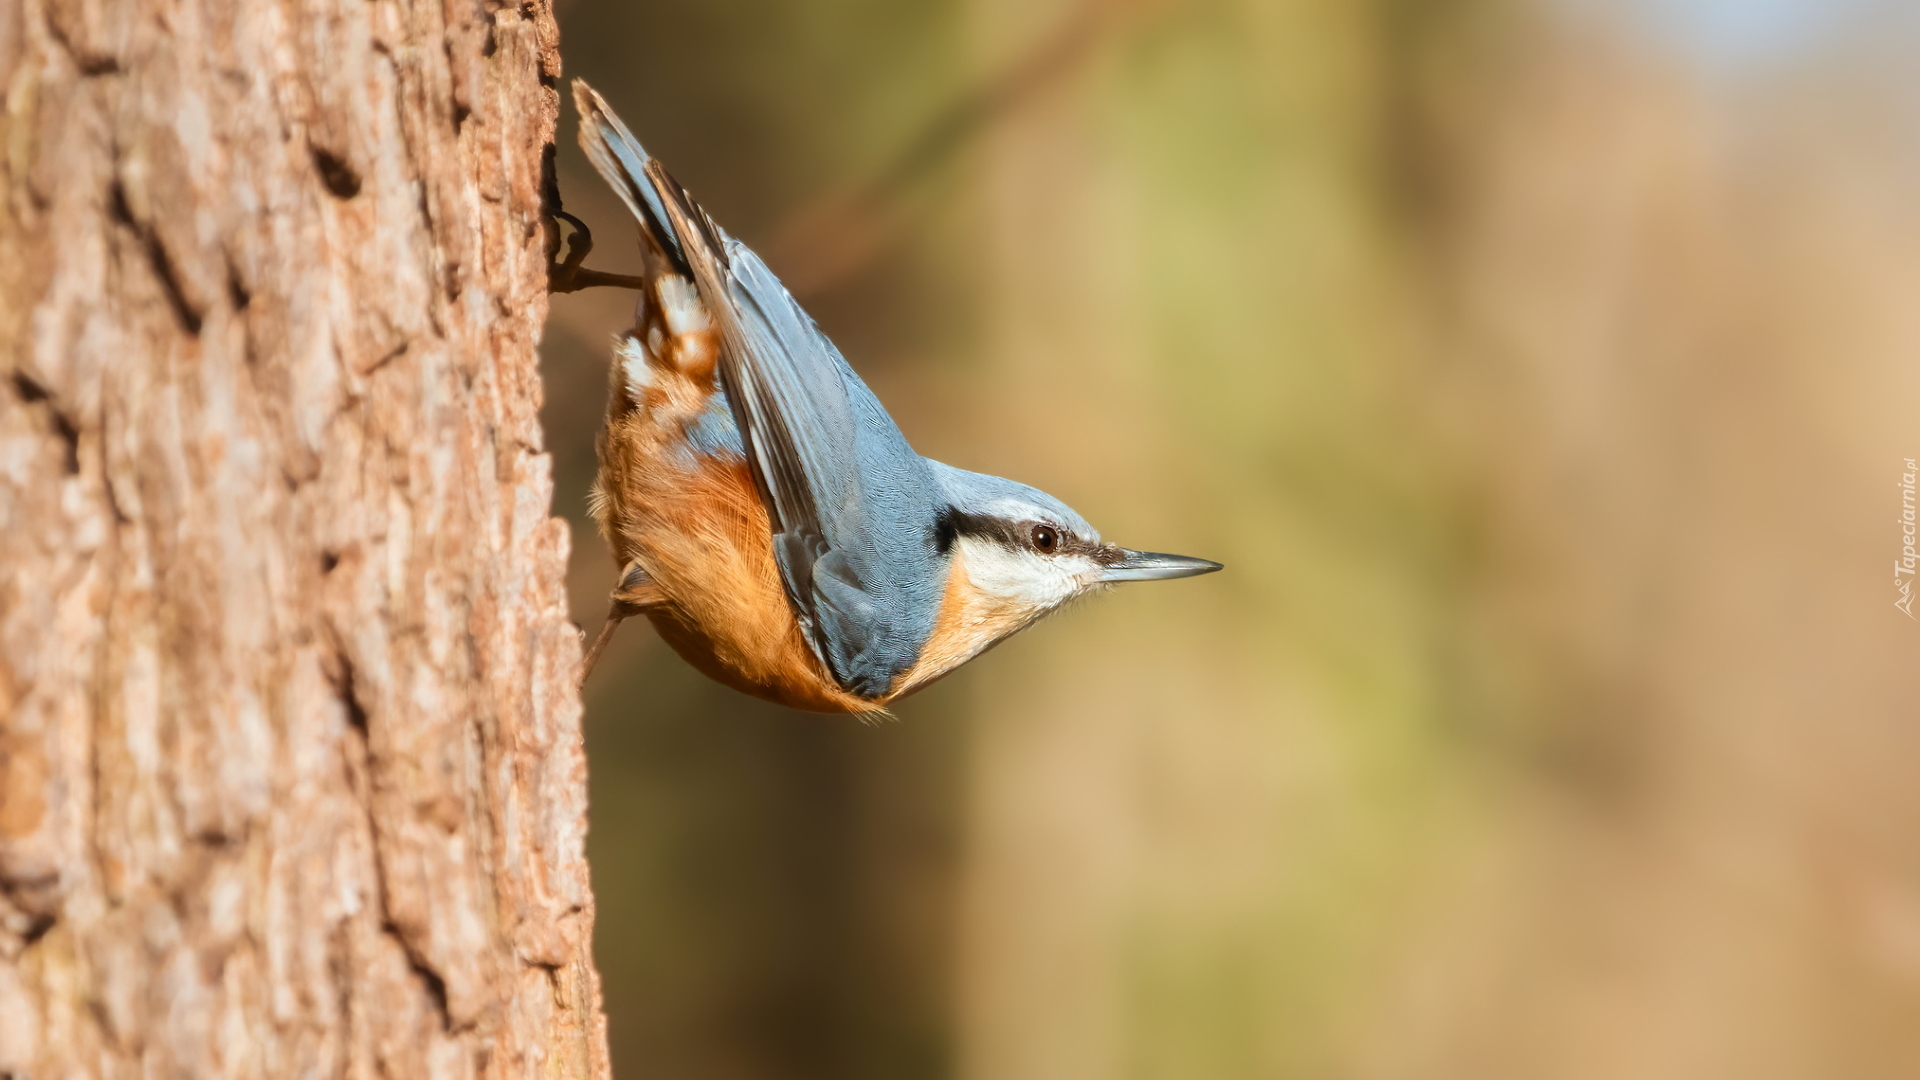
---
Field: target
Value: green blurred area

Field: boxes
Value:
[544,1,1920,1077]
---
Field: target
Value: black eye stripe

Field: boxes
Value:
[933,506,1026,554]
[933,506,1116,562]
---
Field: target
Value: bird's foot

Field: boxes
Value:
[547,209,649,294]
[610,561,664,616]
[580,563,665,687]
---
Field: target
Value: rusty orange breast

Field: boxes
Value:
[618,449,876,714]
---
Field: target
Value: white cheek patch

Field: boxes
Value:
[615,333,653,403]
[654,275,713,337]
[956,536,1089,615]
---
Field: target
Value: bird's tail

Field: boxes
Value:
[573,79,723,279]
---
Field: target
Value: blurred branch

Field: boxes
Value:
[766,0,1159,299]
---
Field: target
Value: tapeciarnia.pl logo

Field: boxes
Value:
[1899,458,1917,619]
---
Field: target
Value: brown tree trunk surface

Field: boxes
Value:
[0,0,609,1077]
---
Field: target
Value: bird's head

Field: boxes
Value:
[926,462,1221,637]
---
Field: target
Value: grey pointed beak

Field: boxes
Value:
[1100,549,1224,583]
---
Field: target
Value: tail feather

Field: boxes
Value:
[572,79,690,275]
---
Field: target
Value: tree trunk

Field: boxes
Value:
[0,0,609,1076]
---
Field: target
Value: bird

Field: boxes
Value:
[568,79,1220,714]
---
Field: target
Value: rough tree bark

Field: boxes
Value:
[0,0,609,1076]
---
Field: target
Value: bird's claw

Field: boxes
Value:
[547,209,648,294]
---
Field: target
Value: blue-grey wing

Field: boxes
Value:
[574,80,944,697]
[712,244,946,697]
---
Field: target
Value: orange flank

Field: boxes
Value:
[630,452,874,714]
[590,275,876,714]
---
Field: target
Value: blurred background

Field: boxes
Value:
[542,0,1920,1077]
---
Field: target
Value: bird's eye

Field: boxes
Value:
[1031,525,1060,554]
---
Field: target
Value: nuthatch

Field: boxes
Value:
[570,80,1220,713]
